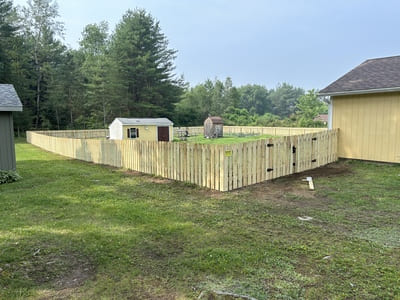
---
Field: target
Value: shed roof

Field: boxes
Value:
[114,118,173,126]
[206,116,223,124]
[0,84,23,111]
[319,55,400,96]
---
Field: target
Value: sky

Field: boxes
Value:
[12,0,400,90]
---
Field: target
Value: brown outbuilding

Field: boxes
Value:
[204,116,223,138]
[320,55,400,163]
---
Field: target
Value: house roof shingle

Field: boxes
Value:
[319,55,400,96]
[0,84,23,111]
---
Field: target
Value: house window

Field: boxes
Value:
[127,128,139,139]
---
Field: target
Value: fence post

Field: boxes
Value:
[219,146,228,191]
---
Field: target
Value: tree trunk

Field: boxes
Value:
[55,107,60,130]
[35,72,41,129]
[33,37,41,129]
[103,101,106,128]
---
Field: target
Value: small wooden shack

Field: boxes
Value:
[319,55,400,163]
[0,84,23,170]
[109,118,173,141]
[204,116,223,138]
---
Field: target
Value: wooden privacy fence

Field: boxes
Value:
[27,129,338,191]
[174,126,327,137]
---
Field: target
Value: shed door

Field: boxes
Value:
[158,126,169,141]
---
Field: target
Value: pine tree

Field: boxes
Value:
[0,0,18,82]
[22,0,64,128]
[109,9,184,119]
[79,22,113,128]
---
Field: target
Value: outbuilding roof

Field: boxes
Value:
[319,55,400,96]
[206,116,223,124]
[114,118,173,126]
[0,84,23,111]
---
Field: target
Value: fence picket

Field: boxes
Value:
[27,128,338,192]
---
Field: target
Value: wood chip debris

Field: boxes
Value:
[297,216,313,221]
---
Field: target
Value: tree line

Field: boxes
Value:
[0,0,327,134]
[176,79,327,127]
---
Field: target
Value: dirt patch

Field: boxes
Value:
[288,161,352,179]
[141,239,185,260]
[248,181,329,211]
[244,162,351,209]
[25,249,95,290]
[148,176,174,184]
[123,169,176,185]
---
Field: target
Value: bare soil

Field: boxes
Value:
[26,250,95,289]
[242,162,352,209]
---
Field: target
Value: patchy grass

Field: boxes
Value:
[0,141,399,299]
[182,134,276,144]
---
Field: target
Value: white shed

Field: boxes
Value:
[108,118,174,141]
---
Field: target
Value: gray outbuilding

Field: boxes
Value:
[0,84,23,170]
[204,116,223,138]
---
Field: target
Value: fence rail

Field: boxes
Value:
[27,128,338,191]
[30,129,109,139]
[174,126,327,137]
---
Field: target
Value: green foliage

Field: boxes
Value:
[108,9,184,119]
[255,112,282,126]
[0,0,18,82]
[296,89,328,127]
[0,170,21,184]
[175,82,213,126]
[175,78,240,126]
[268,83,304,117]
[175,79,309,127]
[2,4,183,131]
[222,106,257,126]
[237,84,270,115]
[20,0,66,129]
[2,2,322,131]
[78,22,113,128]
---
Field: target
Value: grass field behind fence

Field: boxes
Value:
[174,126,327,137]
[181,134,276,144]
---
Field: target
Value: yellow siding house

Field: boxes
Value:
[109,118,173,141]
[319,55,400,163]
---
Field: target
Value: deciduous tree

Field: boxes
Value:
[296,89,327,127]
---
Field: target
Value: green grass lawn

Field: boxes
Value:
[180,134,276,144]
[1,141,399,299]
